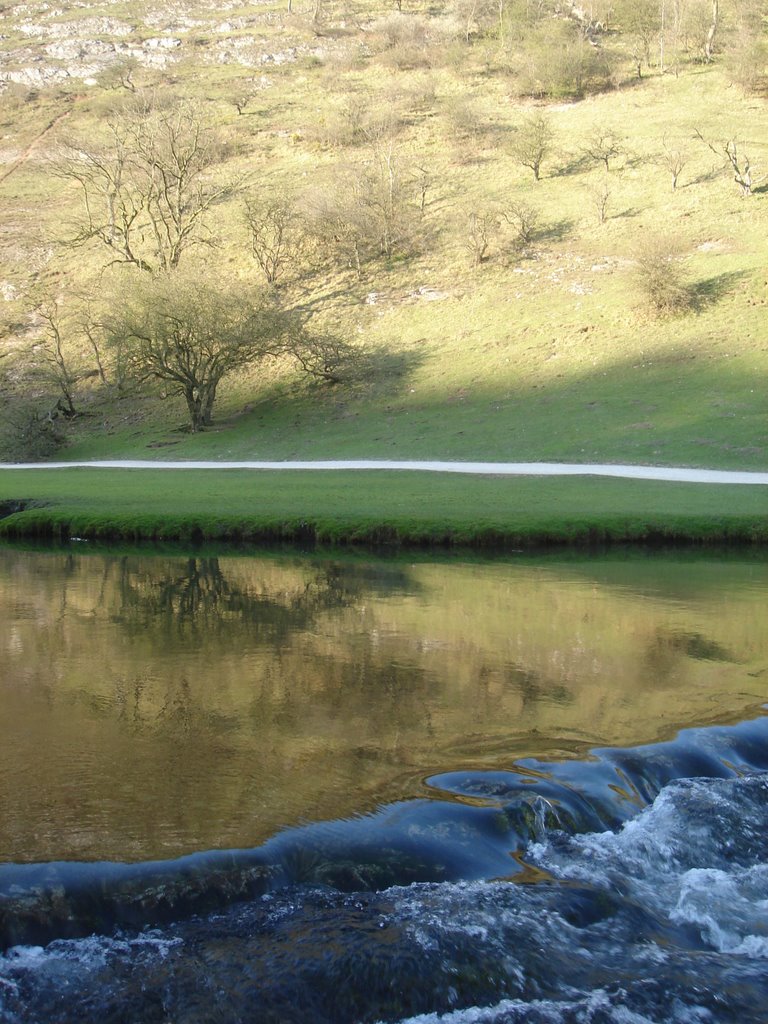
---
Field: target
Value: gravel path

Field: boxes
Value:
[1,460,767,485]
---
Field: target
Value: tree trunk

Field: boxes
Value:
[184,380,219,431]
[201,381,218,428]
[185,388,205,432]
[705,0,718,61]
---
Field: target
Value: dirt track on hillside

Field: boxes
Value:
[1,460,767,484]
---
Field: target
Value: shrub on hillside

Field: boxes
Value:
[512,21,616,99]
[725,19,768,96]
[381,73,436,118]
[633,236,693,316]
[441,93,490,159]
[465,210,494,266]
[500,201,539,251]
[307,94,404,149]
[1,399,67,462]
[302,145,426,277]
[372,14,435,70]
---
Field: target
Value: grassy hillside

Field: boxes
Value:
[0,0,766,471]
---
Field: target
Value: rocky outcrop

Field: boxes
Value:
[0,0,333,86]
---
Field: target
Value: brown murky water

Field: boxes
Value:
[1,546,766,863]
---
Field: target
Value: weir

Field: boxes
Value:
[1,546,766,1023]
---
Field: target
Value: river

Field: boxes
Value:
[0,545,766,1022]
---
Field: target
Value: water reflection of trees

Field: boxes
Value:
[643,627,736,686]
[110,556,419,647]
[2,548,767,862]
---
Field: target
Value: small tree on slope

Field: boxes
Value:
[104,273,287,432]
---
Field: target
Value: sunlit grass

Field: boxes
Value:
[1,5,766,477]
[0,468,765,544]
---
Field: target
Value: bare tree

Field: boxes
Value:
[363,141,411,258]
[411,165,432,215]
[585,178,611,224]
[103,272,288,431]
[722,140,753,196]
[244,196,305,285]
[97,56,139,93]
[500,200,539,249]
[465,210,493,265]
[304,143,423,278]
[286,331,362,384]
[694,129,755,196]
[581,126,623,171]
[77,303,110,386]
[55,96,239,273]
[658,136,687,190]
[704,0,719,61]
[32,301,82,417]
[230,88,255,116]
[510,111,554,181]
[615,0,660,76]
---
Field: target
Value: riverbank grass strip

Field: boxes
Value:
[0,469,766,545]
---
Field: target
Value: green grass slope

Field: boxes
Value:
[0,0,766,543]
[0,468,766,545]
[59,145,768,468]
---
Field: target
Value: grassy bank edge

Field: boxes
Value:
[1,469,766,548]
[2,508,766,548]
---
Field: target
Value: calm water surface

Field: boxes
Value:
[1,546,767,1022]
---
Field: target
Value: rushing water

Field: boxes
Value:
[0,545,767,1022]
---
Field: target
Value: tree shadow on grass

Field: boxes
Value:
[690,270,747,312]
[290,280,367,317]
[536,217,574,243]
[684,167,723,188]
[621,154,647,172]
[612,206,642,220]
[306,338,428,402]
[552,153,592,178]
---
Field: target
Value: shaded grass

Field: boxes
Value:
[0,469,765,546]
[60,339,767,471]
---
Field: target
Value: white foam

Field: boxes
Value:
[671,866,768,957]
[1,931,182,971]
[530,779,768,960]
[385,989,705,1023]
[380,997,564,1023]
